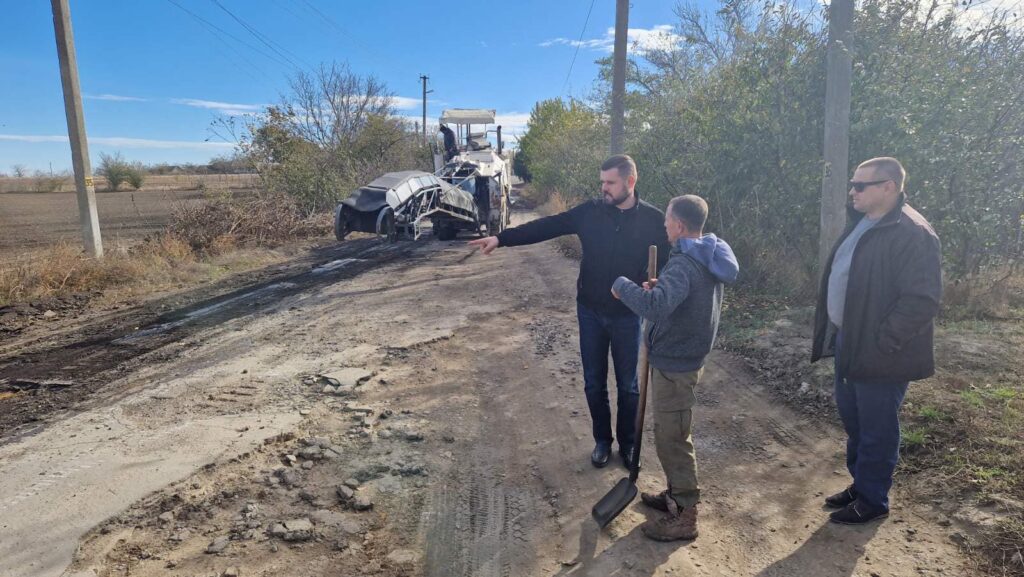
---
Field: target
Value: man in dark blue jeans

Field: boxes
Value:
[470,155,669,467]
[812,157,942,524]
[576,303,641,466]
[833,333,909,516]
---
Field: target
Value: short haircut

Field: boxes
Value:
[668,195,708,232]
[858,157,906,192]
[600,154,637,180]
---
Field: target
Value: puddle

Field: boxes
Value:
[311,258,365,275]
[113,282,297,344]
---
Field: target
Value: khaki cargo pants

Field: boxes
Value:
[651,367,703,509]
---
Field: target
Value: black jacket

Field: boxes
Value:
[811,196,942,383]
[497,197,670,315]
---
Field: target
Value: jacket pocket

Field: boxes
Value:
[648,321,666,351]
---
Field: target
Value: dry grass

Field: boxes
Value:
[537,190,582,260]
[943,265,1024,320]
[515,183,550,209]
[0,189,330,309]
[168,189,329,254]
[0,236,301,309]
[1,237,193,306]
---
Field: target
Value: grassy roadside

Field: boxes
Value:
[718,288,1024,576]
[521,185,582,260]
[0,190,331,312]
[0,238,321,311]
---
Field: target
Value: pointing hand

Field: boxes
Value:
[468,236,500,255]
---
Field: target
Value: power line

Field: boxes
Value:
[165,0,291,72]
[209,0,309,71]
[562,0,597,95]
[291,0,375,60]
[298,0,348,38]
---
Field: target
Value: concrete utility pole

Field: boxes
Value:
[51,0,102,257]
[818,0,854,271]
[420,74,432,143]
[609,0,629,155]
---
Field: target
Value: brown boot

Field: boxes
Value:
[640,489,670,512]
[642,501,698,542]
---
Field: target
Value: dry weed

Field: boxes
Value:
[168,189,327,254]
[538,191,582,260]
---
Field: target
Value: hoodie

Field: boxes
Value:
[613,234,739,373]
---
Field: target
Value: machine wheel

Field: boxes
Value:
[376,208,397,243]
[333,206,349,241]
[436,222,457,241]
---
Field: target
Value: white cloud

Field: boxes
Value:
[0,134,234,150]
[388,96,422,110]
[494,112,531,136]
[85,93,147,102]
[540,24,682,55]
[172,98,266,116]
[955,0,1023,28]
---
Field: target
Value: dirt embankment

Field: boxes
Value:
[0,213,974,577]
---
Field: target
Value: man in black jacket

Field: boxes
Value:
[439,124,459,161]
[469,155,670,468]
[812,157,942,525]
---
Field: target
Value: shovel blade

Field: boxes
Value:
[591,476,638,528]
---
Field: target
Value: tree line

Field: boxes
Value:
[516,0,1024,304]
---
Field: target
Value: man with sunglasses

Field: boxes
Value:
[812,157,942,525]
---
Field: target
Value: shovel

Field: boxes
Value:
[592,245,657,528]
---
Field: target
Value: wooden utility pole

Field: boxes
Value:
[819,0,854,271]
[609,0,629,155]
[420,74,431,143]
[51,0,102,257]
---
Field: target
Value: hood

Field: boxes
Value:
[676,233,739,284]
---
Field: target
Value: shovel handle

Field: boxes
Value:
[629,245,657,483]
[648,245,658,285]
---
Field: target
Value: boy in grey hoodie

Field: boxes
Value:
[611,195,738,542]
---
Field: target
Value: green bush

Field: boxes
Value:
[126,162,146,190]
[520,0,1024,300]
[98,152,130,191]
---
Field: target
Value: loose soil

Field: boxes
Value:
[0,187,252,253]
[0,212,971,577]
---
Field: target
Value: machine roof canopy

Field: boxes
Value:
[440,109,496,125]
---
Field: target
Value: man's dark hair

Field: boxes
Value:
[668,195,709,233]
[600,154,637,180]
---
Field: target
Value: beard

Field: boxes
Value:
[602,187,630,206]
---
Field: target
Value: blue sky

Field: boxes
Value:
[0,0,686,173]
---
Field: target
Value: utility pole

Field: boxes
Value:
[609,0,629,155]
[420,74,432,143]
[819,0,854,271]
[51,0,102,257]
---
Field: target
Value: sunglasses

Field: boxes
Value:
[849,179,890,192]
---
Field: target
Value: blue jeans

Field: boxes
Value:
[834,333,909,510]
[577,302,640,450]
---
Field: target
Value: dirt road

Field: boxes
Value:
[0,213,969,577]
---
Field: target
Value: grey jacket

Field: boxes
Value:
[613,234,739,373]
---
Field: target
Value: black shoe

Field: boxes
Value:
[619,445,634,469]
[829,500,889,525]
[591,443,611,468]
[824,485,858,509]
